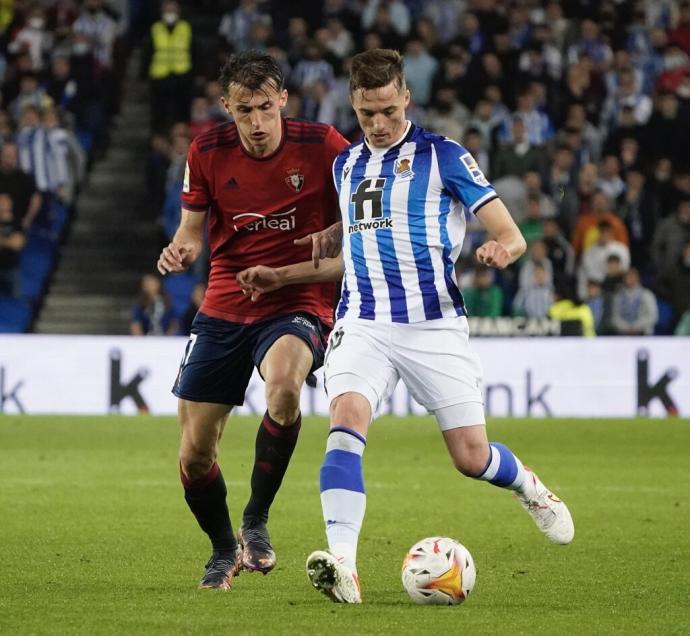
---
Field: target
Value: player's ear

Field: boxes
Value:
[220,96,232,117]
[403,88,411,108]
[279,89,288,109]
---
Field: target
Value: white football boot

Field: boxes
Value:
[516,469,575,544]
[306,550,362,603]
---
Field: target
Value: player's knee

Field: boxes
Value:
[330,392,371,429]
[266,378,301,425]
[451,440,490,477]
[179,447,216,481]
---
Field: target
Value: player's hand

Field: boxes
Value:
[294,222,343,268]
[157,242,197,275]
[475,240,512,269]
[237,265,284,302]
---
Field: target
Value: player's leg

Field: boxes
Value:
[178,398,241,588]
[438,418,574,544]
[239,333,313,573]
[173,312,256,588]
[307,320,399,603]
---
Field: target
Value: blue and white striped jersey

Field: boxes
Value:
[333,123,498,323]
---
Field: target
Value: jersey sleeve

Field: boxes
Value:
[180,140,211,212]
[324,125,350,159]
[434,139,498,214]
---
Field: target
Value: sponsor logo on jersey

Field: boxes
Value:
[348,217,394,234]
[285,168,304,192]
[394,157,414,180]
[232,207,296,232]
[460,152,489,186]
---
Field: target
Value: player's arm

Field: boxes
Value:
[157,208,205,274]
[237,255,343,302]
[475,198,527,269]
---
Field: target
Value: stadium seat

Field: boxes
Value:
[164,271,199,318]
[654,298,675,335]
[0,298,32,332]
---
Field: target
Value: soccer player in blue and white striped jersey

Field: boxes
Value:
[238,48,574,604]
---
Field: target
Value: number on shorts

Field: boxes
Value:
[324,328,344,366]
[181,333,198,367]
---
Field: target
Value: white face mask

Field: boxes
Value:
[163,12,178,25]
[29,17,45,30]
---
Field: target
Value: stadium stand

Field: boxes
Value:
[3,0,689,337]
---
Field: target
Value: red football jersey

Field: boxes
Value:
[181,118,348,326]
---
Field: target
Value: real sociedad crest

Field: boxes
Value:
[394,157,414,180]
[285,168,305,192]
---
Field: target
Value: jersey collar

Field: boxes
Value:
[364,120,414,155]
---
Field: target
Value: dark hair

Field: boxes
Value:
[219,50,284,95]
[349,48,405,94]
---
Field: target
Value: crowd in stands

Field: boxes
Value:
[141,0,690,337]
[0,0,138,332]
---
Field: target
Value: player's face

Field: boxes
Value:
[222,82,287,157]
[351,80,410,148]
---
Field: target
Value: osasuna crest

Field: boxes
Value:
[285,168,305,192]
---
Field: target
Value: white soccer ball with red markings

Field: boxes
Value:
[401,537,476,605]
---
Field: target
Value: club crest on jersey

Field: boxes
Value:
[285,168,304,192]
[460,152,489,186]
[394,157,414,180]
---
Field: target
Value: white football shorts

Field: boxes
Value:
[324,316,485,429]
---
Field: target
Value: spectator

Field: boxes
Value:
[656,240,690,322]
[492,117,547,180]
[0,142,42,231]
[584,280,605,334]
[463,266,503,317]
[424,85,469,142]
[130,274,178,336]
[518,239,554,291]
[578,221,631,299]
[571,191,629,256]
[218,0,271,53]
[499,86,554,146]
[610,267,658,335]
[651,195,690,273]
[362,0,411,39]
[180,282,207,335]
[188,97,216,139]
[518,193,545,245]
[291,41,335,92]
[0,194,25,298]
[7,4,53,72]
[548,280,596,337]
[597,154,626,200]
[8,73,53,122]
[403,38,438,107]
[512,262,554,319]
[541,218,575,284]
[143,0,193,131]
[461,127,490,177]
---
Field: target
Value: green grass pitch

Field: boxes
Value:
[1,415,689,635]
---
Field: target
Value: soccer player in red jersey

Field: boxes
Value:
[156,51,348,589]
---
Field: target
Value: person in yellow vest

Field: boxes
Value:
[144,1,193,130]
[548,279,597,337]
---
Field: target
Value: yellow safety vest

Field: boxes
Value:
[149,20,192,79]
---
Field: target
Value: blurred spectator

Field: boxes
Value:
[610,267,658,335]
[0,193,25,298]
[461,127,489,176]
[547,144,576,203]
[567,18,613,73]
[584,280,605,334]
[7,4,53,72]
[647,91,689,165]
[492,117,547,180]
[130,274,178,336]
[649,157,676,215]
[218,0,271,53]
[518,239,553,291]
[291,41,335,92]
[424,85,469,141]
[601,66,653,135]
[499,86,554,146]
[512,262,554,319]
[362,0,411,40]
[146,132,171,218]
[8,73,53,122]
[518,193,545,245]
[181,282,207,335]
[188,97,216,139]
[143,0,193,131]
[571,191,629,256]
[651,196,690,273]
[0,142,42,231]
[463,266,503,317]
[656,240,690,322]
[597,154,625,200]
[674,301,690,335]
[548,280,596,337]
[72,0,118,73]
[403,38,438,106]
[616,165,660,270]
[321,18,355,60]
[468,98,501,151]
[541,218,575,284]
[578,220,631,299]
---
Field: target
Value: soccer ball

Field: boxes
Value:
[401,537,476,605]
